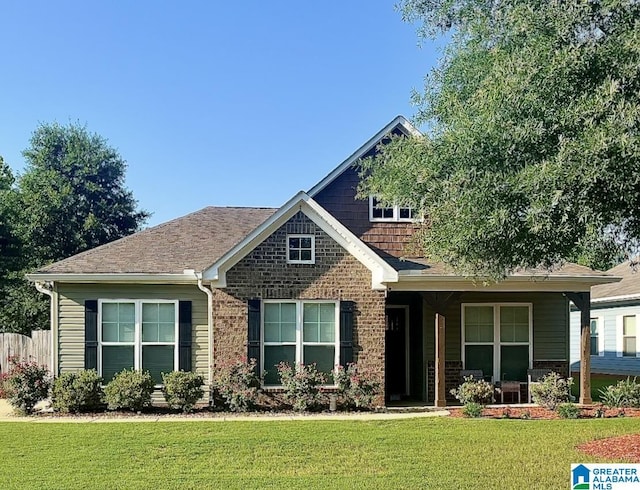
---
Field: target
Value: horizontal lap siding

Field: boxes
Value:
[56,284,209,385]
[424,292,568,362]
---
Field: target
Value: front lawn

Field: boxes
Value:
[2,418,640,489]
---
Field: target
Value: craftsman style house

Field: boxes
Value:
[28,116,618,406]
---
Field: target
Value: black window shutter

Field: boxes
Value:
[84,300,98,370]
[178,301,192,371]
[340,301,355,366]
[247,299,261,372]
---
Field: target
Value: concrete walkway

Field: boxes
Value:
[0,399,449,423]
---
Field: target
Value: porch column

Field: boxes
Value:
[435,312,446,407]
[567,292,592,405]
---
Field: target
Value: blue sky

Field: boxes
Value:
[1,1,441,227]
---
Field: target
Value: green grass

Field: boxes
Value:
[571,374,633,401]
[2,418,640,489]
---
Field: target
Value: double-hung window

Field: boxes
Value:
[369,197,414,222]
[589,317,605,356]
[99,300,178,384]
[262,300,338,385]
[618,315,638,358]
[462,304,532,382]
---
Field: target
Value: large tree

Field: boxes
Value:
[0,123,149,333]
[360,0,640,278]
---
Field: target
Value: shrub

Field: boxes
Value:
[52,370,104,413]
[599,377,640,408]
[0,372,9,399]
[462,402,483,418]
[103,369,154,411]
[450,376,495,406]
[4,357,51,414]
[162,371,205,413]
[333,363,380,409]
[557,403,580,419]
[277,362,326,412]
[530,372,574,410]
[211,358,262,412]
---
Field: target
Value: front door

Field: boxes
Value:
[385,306,408,400]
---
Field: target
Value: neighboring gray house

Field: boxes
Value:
[571,261,640,376]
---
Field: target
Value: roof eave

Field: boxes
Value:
[26,272,199,284]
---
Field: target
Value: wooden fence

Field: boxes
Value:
[0,330,51,373]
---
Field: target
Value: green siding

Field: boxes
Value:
[56,284,209,400]
[422,292,568,362]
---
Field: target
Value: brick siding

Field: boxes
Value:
[211,211,386,404]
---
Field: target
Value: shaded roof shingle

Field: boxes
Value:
[592,261,640,300]
[38,206,277,274]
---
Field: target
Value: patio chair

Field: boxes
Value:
[527,369,552,403]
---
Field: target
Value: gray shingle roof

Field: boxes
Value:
[592,261,640,300]
[38,206,277,274]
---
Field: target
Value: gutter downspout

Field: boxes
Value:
[195,273,214,405]
[34,281,56,375]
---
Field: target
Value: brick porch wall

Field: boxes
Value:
[426,360,463,403]
[533,360,569,378]
[211,211,387,404]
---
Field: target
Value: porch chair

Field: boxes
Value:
[460,369,484,382]
[527,369,552,404]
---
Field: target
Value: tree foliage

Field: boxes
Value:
[360,0,640,277]
[0,123,149,333]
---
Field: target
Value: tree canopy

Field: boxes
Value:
[0,123,149,334]
[360,0,640,278]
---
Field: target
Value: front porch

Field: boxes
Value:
[382,289,595,407]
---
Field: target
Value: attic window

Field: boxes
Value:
[369,197,414,222]
[287,235,315,264]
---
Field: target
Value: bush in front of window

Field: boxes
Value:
[52,369,104,413]
[211,358,262,412]
[4,356,52,415]
[530,372,574,410]
[104,368,154,411]
[599,377,640,408]
[450,376,495,406]
[332,363,380,410]
[277,362,326,412]
[161,371,205,413]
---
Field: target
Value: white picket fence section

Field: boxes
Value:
[0,330,51,373]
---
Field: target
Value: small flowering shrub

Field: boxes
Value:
[4,357,52,414]
[450,376,495,406]
[530,372,574,410]
[52,369,104,413]
[599,377,640,408]
[104,369,154,411]
[162,371,205,413]
[0,372,9,398]
[211,358,262,412]
[332,363,380,409]
[277,362,326,412]
[462,402,483,418]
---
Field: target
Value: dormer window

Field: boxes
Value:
[369,197,414,222]
[287,235,315,264]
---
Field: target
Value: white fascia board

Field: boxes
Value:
[26,273,198,284]
[307,115,421,198]
[390,274,619,293]
[204,192,398,290]
[592,293,640,304]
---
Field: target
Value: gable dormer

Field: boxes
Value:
[309,116,422,258]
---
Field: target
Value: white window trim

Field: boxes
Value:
[261,299,339,387]
[286,234,315,264]
[97,299,179,385]
[368,196,414,223]
[590,315,605,357]
[616,313,640,358]
[461,303,533,382]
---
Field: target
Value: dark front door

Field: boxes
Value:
[385,307,407,400]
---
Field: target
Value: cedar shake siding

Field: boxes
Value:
[313,166,421,258]
[212,211,386,396]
